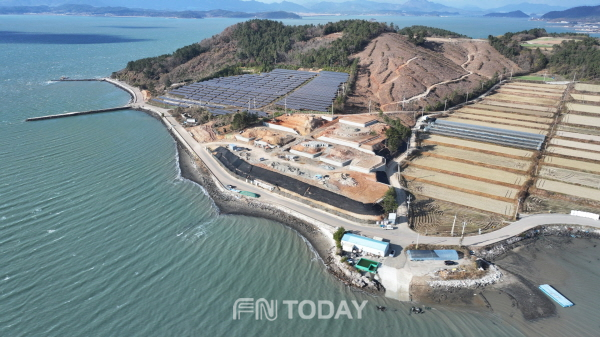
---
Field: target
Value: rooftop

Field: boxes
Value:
[341,233,389,252]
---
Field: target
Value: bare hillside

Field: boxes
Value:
[347,33,522,112]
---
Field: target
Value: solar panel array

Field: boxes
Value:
[151,98,268,117]
[168,69,316,109]
[275,71,349,112]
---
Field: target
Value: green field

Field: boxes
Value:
[521,43,553,48]
[514,75,554,81]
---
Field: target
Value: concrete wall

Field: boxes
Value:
[317,136,374,154]
[290,149,322,159]
[263,122,298,135]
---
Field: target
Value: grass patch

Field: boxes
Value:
[521,44,553,48]
[514,75,554,81]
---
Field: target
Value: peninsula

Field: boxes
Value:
[33,19,600,319]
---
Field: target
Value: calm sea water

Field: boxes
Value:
[0,15,593,336]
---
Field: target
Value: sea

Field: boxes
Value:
[0,14,597,337]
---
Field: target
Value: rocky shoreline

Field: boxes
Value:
[175,141,385,295]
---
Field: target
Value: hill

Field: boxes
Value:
[115,20,521,113]
[484,11,529,18]
[542,5,600,21]
[347,32,520,112]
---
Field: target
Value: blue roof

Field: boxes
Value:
[341,233,389,252]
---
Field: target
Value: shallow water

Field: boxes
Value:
[0,15,595,336]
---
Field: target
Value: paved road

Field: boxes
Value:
[110,78,600,248]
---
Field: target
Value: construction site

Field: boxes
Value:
[217,113,392,211]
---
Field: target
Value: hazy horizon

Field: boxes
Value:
[0,0,598,10]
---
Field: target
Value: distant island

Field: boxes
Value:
[0,4,302,19]
[542,5,600,21]
[484,10,529,18]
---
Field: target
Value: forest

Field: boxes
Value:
[488,28,600,79]
[398,25,468,46]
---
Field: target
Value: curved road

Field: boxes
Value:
[108,78,600,248]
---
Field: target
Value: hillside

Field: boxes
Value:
[347,33,520,112]
[484,11,529,18]
[114,20,392,95]
[116,20,522,113]
[542,5,600,21]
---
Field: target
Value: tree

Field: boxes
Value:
[333,227,346,248]
[381,187,398,214]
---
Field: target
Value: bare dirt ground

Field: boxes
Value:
[547,146,600,161]
[189,122,218,142]
[543,155,600,173]
[448,114,550,130]
[471,103,555,117]
[423,144,532,171]
[407,181,515,216]
[421,134,534,158]
[575,83,600,93]
[268,114,327,135]
[539,166,600,189]
[346,33,520,112]
[567,102,600,114]
[458,107,554,123]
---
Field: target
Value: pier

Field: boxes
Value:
[26,106,131,121]
[26,77,139,122]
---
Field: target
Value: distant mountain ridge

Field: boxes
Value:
[0,0,467,14]
[484,10,529,18]
[0,4,302,19]
[542,5,600,21]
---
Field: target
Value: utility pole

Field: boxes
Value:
[402,95,405,110]
[444,100,447,112]
[510,69,513,80]
[416,233,420,249]
[254,98,256,109]
[368,100,371,114]
[543,72,547,82]
[461,221,466,238]
[406,194,412,227]
[573,72,577,83]
[466,90,469,103]
[515,198,522,220]
[285,97,287,115]
[451,213,456,236]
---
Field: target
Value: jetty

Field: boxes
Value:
[26,106,130,121]
[539,284,574,307]
[26,77,138,122]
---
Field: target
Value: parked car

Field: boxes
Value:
[389,250,395,257]
[444,260,457,266]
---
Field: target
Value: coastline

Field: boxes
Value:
[163,114,384,294]
[177,142,385,294]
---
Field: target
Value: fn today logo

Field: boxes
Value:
[233,298,368,321]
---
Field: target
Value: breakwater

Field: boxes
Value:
[25,106,130,121]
